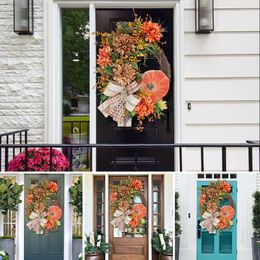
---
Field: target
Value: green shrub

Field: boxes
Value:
[175,192,182,236]
[69,176,82,216]
[0,178,23,215]
[253,191,260,238]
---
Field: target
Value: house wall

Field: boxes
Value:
[182,0,260,170]
[0,0,45,143]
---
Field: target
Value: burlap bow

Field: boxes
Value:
[111,209,132,232]
[27,211,47,234]
[200,211,220,234]
[98,81,141,127]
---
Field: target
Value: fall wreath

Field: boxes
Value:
[97,16,171,130]
[26,180,62,234]
[111,177,147,234]
[199,180,235,233]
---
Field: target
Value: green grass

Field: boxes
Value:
[63,115,89,138]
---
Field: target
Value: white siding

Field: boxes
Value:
[182,0,260,170]
[0,0,44,143]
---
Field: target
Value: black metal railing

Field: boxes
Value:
[0,142,259,172]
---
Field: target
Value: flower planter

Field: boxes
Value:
[175,236,180,260]
[159,254,172,260]
[0,238,14,260]
[252,237,260,260]
[85,253,103,260]
[72,238,82,260]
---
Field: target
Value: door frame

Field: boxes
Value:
[45,0,185,170]
[13,174,76,260]
[83,172,174,260]
[177,173,256,260]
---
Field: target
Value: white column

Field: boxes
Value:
[148,174,153,259]
[105,174,109,260]
[17,173,24,260]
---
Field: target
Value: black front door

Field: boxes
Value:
[96,9,174,171]
[24,175,64,260]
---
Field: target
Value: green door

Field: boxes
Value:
[197,181,237,260]
[24,175,64,260]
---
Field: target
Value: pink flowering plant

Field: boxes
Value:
[8,148,70,171]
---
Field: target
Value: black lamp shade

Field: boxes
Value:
[14,0,34,35]
[195,0,214,33]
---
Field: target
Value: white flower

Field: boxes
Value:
[159,234,166,251]
[0,250,6,256]
[89,232,95,246]
[97,235,102,247]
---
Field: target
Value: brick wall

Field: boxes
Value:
[0,0,44,143]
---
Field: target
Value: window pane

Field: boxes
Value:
[62,9,90,171]
[153,192,160,203]
[153,215,160,226]
[97,203,103,214]
[97,181,104,191]
[201,231,214,253]
[153,204,160,214]
[97,192,104,203]
[220,231,232,254]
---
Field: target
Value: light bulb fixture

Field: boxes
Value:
[14,0,34,35]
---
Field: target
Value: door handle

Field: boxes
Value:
[197,220,201,239]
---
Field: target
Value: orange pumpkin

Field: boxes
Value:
[139,70,170,102]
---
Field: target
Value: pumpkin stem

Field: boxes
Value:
[147,83,155,90]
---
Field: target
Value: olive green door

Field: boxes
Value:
[24,175,64,260]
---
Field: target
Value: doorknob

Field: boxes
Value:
[197,220,201,239]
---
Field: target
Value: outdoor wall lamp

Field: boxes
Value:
[13,0,34,35]
[195,0,214,33]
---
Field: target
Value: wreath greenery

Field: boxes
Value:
[97,15,171,130]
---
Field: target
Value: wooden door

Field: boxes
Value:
[24,175,64,260]
[96,9,174,171]
[109,176,148,260]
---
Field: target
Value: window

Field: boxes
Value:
[71,176,82,237]
[94,177,105,234]
[152,176,164,232]
[62,9,90,171]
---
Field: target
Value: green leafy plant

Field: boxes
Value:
[0,250,9,260]
[253,191,260,238]
[175,192,182,236]
[69,177,82,216]
[79,232,111,259]
[0,178,23,215]
[152,229,173,255]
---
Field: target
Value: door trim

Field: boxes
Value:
[45,0,184,170]
[85,172,174,260]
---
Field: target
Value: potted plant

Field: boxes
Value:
[175,192,182,260]
[152,230,173,260]
[70,177,83,260]
[79,233,111,260]
[0,238,13,260]
[252,191,260,260]
[0,250,9,260]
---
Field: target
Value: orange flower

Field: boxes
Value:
[97,46,112,67]
[132,204,147,219]
[218,217,228,230]
[132,179,142,190]
[26,193,33,204]
[45,219,55,231]
[111,192,118,203]
[135,96,154,119]
[221,205,235,221]
[199,193,206,206]
[141,21,162,43]
[47,206,62,221]
[220,181,231,193]
[47,181,58,193]
[129,215,139,228]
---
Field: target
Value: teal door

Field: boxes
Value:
[24,175,64,260]
[197,181,237,260]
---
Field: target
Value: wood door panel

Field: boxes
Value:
[109,176,148,260]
